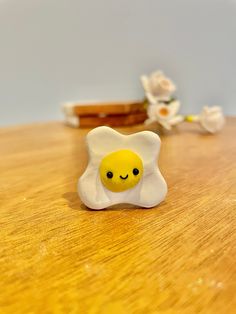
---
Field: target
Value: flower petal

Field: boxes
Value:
[140,75,151,93]
[146,92,158,106]
[169,115,184,125]
[147,103,159,119]
[144,118,156,125]
[158,119,172,130]
[168,100,180,117]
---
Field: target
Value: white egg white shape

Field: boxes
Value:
[78,126,167,210]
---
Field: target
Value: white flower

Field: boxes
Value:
[141,71,176,101]
[145,100,183,130]
[199,106,225,133]
[78,126,167,210]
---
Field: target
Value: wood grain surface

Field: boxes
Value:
[0,118,235,314]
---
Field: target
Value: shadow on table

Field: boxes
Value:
[63,192,87,211]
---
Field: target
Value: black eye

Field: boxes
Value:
[106,171,113,179]
[133,168,139,176]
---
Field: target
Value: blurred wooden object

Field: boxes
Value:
[63,100,147,127]
[79,112,147,127]
[0,118,236,313]
[70,101,146,115]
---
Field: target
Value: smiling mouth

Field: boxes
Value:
[120,174,128,180]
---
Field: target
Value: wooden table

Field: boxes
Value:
[0,118,235,314]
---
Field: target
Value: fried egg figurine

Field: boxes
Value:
[78,126,167,210]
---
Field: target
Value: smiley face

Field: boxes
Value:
[99,149,144,192]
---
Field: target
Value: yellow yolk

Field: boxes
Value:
[99,149,143,192]
[159,107,169,116]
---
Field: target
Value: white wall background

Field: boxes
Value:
[0,0,235,126]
